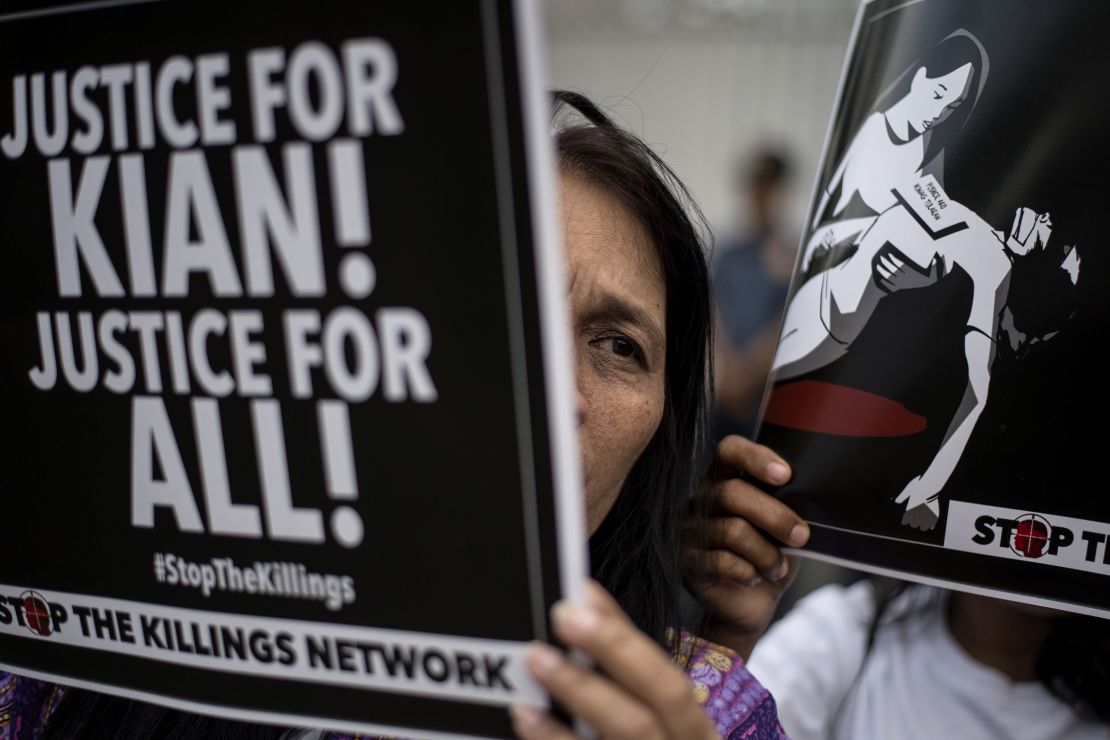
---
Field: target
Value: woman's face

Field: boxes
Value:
[560,172,667,535]
[906,62,973,135]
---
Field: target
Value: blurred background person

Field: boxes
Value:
[542,0,857,440]
[545,0,860,611]
[712,148,797,440]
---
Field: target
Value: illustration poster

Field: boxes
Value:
[756,0,1110,617]
[0,0,584,737]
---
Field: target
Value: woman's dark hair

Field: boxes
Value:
[551,91,713,649]
[864,580,1110,724]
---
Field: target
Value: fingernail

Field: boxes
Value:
[789,524,810,547]
[770,560,789,581]
[747,576,762,587]
[526,642,563,678]
[510,703,544,730]
[552,601,599,638]
[767,461,789,484]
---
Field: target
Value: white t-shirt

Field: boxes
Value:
[748,582,1108,740]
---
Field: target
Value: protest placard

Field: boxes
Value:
[757,0,1110,618]
[0,1,583,736]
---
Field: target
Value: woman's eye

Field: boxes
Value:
[589,333,645,367]
[932,91,942,100]
[608,337,637,358]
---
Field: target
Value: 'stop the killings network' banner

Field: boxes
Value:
[0,0,585,737]
[756,0,1110,618]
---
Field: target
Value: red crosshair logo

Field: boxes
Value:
[1010,514,1051,559]
[21,591,53,637]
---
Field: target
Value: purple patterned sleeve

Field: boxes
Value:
[1,672,66,740]
[674,632,789,740]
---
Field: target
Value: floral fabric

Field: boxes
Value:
[674,631,788,740]
[0,674,63,740]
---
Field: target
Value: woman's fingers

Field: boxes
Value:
[702,518,788,581]
[704,435,806,550]
[510,703,577,740]
[709,478,809,549]
[581,579,626,618]
[684,546,801,592]
[522,641,666,740]
[683,547,760,587]
[712,435,791,486]
[529,582,717,740]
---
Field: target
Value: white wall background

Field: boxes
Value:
[543,0,858,241]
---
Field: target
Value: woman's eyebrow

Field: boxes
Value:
[581,292,665,349]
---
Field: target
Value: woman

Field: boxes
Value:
[509,91,802,740]
[0,92,795,739]
[800,29,988,277]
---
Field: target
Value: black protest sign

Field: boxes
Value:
[756,0,1110,617]
[0,0,585,736]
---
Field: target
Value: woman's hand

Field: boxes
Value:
[510,581,718,740]
[683,435,809,660]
